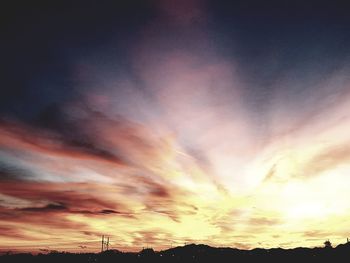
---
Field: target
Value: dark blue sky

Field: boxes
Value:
[1,0,350,122]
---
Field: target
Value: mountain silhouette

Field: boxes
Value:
[2,241,350,263]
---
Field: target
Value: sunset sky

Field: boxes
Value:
[1,0,350,253]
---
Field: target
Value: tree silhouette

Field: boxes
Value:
[324,240,332,248]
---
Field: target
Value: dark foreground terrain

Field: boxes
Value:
[2,242,350,263]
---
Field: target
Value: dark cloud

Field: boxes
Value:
[0,205,88,232]
[0,162,35,181]
[19,203,68,213]
[0,110,126,167]
[99,209,119,215]
[138,176,172,199]
[0,180,140,223]
[0,98,177,174]
[33,104,127,165]
[0,181,119,213]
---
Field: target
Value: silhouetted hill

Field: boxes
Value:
[336,241,350,249]
[2,242,350,262]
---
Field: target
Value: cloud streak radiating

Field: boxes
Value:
[1,0,350,252]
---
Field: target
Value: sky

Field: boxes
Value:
[1,0,350,253]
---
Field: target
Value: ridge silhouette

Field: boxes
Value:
[2,241,350,263]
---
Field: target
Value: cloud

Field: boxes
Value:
[302,144,350,177]
[0,225,30,239]
[19,203,68,212]
[99,209,119,215]
[0,181,123,214]
[0,162,35,181]
[249,217,281,226]
[0,118,125,167]
[262,164,277,183]
[0,204,87,232]
[303,230,331,238]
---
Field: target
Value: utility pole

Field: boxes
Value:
[101,235,110,252]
